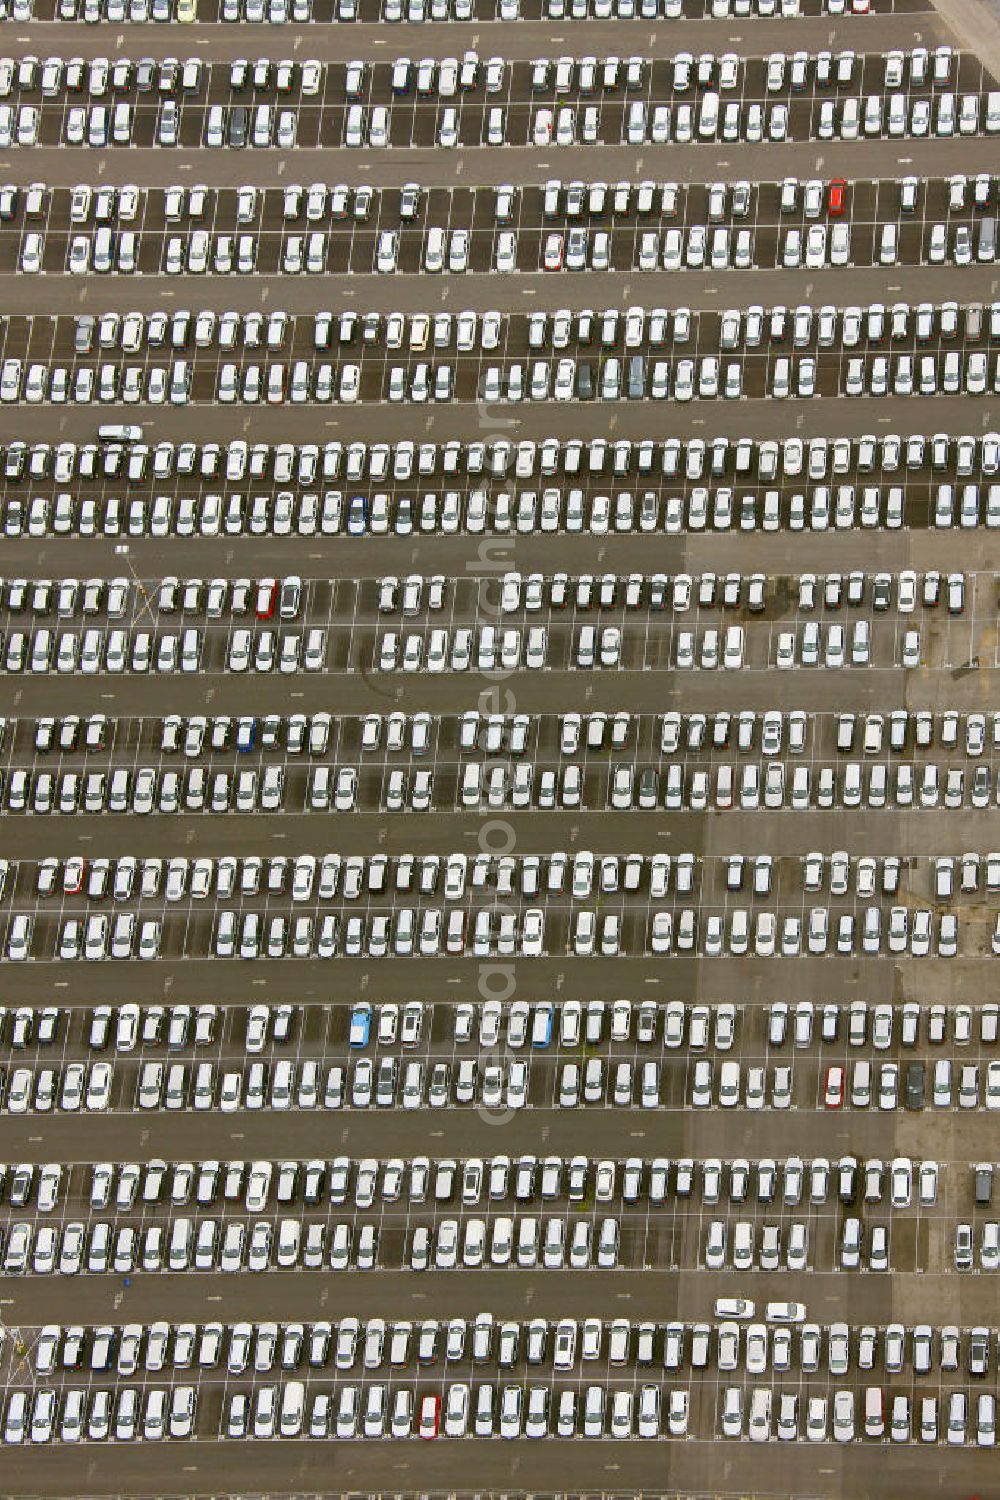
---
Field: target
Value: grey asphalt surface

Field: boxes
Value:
[0,10,950,59]
[1,0,1000,1493]
[6,266,999,312]
[5,134,1000,187]
[1,392,996,442]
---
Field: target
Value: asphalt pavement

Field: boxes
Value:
[0,0,999,1492]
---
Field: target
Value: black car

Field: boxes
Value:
[905,1060,926,1110]
[975,1163,994,1206]
[228,107,248,148]
[837,1156,858,1204]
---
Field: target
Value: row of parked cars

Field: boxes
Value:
[464,567,963,616]
[132,1052,531,1112]
[379,756,1000,816]
[13,699,989,766]
[34,1314,948,1381]
[2,430,995,488]
[6,751,1000,826]
[31,212,1000,279]
[0,52,324,98]
[0,762,286,821]
[1,1386,196,1445]
[14,170,981,243]
[4,347,1000,408]
[719,1386,1000,1445]
[0,1208,621,1275]
[651,905,963,959]
[12,476,995,543]
[385,615,906,671]
[81,1150,940,1215]
[2,993,990,1060]
[90,1151,661,1215]
[147,703,1000,760]
[201,92,854,159]
[7,899,993,968]
[52,298,996,362]
[222,1378,1000,1443]
[20,211,1000,279]
[67,1152,957,1231]
[0,624,211,674]
[1,994,988,1061]
[0,0,910,22]
[225,1379,683,1441]
[0,573,304,624]
[4,1047,993,1122]
[844,350,997,396]
[32,287,1000,356]
[44,0,840,20]
[29,849,712,906]
[6,1377,998,1446]
[4,45,951,105]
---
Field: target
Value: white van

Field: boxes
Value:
[444,1384,470,1437]
[168,1218,193,1271]
[584,1386,605,1437]
[280,1382,305,1437]
[363,1384,387,1438]
[336,1386,359,1439]
[749,1389,772,1442]
[851,1059,872,1107]
[698,91,720,137]
[843,763,863,807]
[766,1302,806,1323]
[719,1062,740,1106]
[840,97,860,138]
[143,1389,167,1441]
[460,764,482,807]
[936,92,955,135]
[851,619,871,665]
[865,1388,885,1438]
[424,226,446,272]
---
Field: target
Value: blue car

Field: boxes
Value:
[349,1003,371,1048]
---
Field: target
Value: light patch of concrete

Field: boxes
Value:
[931,0,1000,84]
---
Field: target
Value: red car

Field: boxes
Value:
[543,232,565,271]
[255,578,277,619]
[824,1065,845,1109]
[827,178,847,216]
